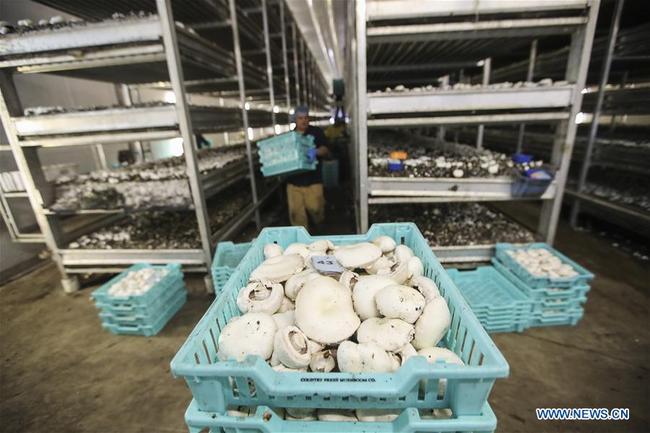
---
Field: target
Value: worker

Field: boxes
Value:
[287,105,329,230]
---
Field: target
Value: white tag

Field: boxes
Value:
[311,255,345,275]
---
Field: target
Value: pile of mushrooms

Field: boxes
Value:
[217,235,462,421]
[507,248,579,279]
[107,267,169,297]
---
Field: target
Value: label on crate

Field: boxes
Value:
[310,255,345,275]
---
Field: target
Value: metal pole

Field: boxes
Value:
[300,38,308,106]
[156,0,214,292]
[357,0,369,232]
[279,1,291,111]
[0,71,76,291]
[229,0,261,228]
[570,0,624,227]
[476,57,491,149]
[116,84,144,163]
[261,0,276,127]
[609,70,627,132]
[538,0,601,243]
[292,22,301,106]
[516,39,538,153]
[437,75,449,141]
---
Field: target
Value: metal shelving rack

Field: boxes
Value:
[0,0,329,291]
[351,0,601,257]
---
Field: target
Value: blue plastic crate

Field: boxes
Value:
[495,243,594,289]
[528,307,584,328]
[102,290,187,336]
[171,223,509,417]
[510,168,553,198]
[91,263,183,307]
[212,241,253,293]
[257,132,317,177]
[184,399,497,433]
[447,267,533,333]
[98,281,186,325]
[491,259,591,302]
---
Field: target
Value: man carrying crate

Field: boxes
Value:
[287,105,329,231]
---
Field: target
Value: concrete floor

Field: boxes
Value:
[1,206,648,432]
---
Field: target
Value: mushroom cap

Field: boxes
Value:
[263,243,283,259]
[410,275,441,303]
[309,348,337,372]
[375,284,426,324]
[283,243,310,259]
[272,310,295,329]
[217,312,276,361]
[317,409,358,422]
[236,281,284,315]
[337,341,394,373]
[308,239,334,253]
[395,343,418,365]
[372,235,397,253]
[338,270,359,290]
[334,242,382,269]
[407,256,424,279]
[286,408,316,418]
[365,255,396,275]
[273,325,312,369]
[277,296,295,313]
[356,409,401,422]
[412,296,451,349]
[357,318,415,352]
[394,245,414,263]
[295,276,360,344]
[417,347,463,365]
[351,275,396,320]
[250,253,304,283]
[284,269,319,300]
[377,260,410,285]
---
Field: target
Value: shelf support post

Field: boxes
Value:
[476,57,491,150]
[292,22,301,106]
[280,1,292,111]
[261,0,277,127]
[156,0,214,292]
[538,0,601,244]
[356,0,369,232]
[229,0,261,229]
[516,39,538,153]
[570,0,624,227]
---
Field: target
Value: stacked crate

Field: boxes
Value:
[92,264,187,336]
[447,267,533,333]
[211,241,253,293]
[493,243,594,328]
[257,131,317,176]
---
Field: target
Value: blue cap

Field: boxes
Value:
[294,105,309,116]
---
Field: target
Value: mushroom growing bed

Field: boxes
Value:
[370,203,534,246]
[370,78,568,95]
[52,146,247,212]
[368,132,543,179]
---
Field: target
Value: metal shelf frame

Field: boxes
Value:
[0,0,328,292]
[351,0,601,245]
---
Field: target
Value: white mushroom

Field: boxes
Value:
[295,276,361,344]
[410,275,441,303]
[309,348,336,372]
[365,255,396,275]
[337,341,395,373]
[394,245,414,263]
[273,364,307,372]
[284,243,310,259]
[236,281,284,315]
[412,297,451,349]
[394,343,418,365]
[417,347,463,366]
[264,243,283,259]
[284,269,319,300]
[317,409,358,422]
[372,235,396,253]
[273,326,311,369]
[375,284,426,324]
[286,408,317,420]
[357,318,415,352]
[338,270,359,289]
[218,312,276,361]
[250,254,304,283]
[407,256,424,279]
[334,242,382,269]
[378,260,410,285]
[356,409,401,422]
[277,296,295,312]
[351,275,395,320]
[308,239,334,253]
[272,310,295,330]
